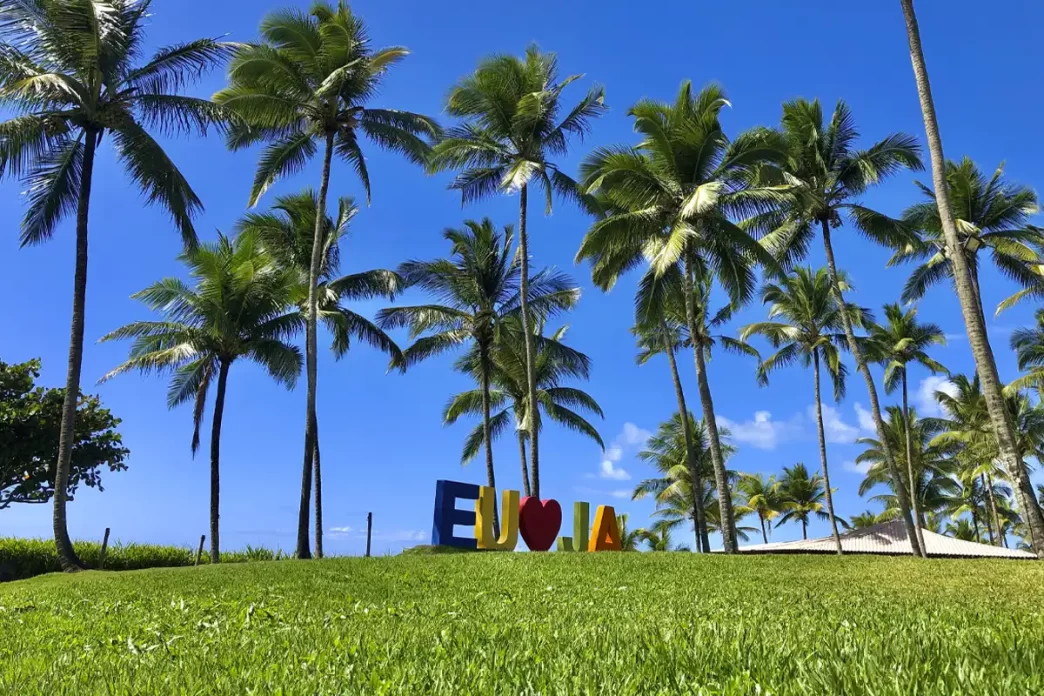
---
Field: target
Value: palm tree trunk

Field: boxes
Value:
[209,359,231,563]
[683,253,737,553]
[313,416,322,559]
[986,472,1003,546]
[899,0,1044,557]
[517,431,531,497]
[973,514,981,544]
[813,349,843,555]
[821,221,924,558]
[801,517,808,540]
[296,131,336,559]
[52,128,101,572]
[979,474,995,545]
[760,515,768,545]
[479,344,500,536]
[901,372,929,555]
[663,319,710,553]
[517,184,541,498]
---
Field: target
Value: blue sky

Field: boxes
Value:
[3,1,1043,554]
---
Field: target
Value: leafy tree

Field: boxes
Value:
[214,1,439,559]
[578,82,783,552]
[741,267,855,553]
[445,322,603,497]
[1009,311,1044,396]
[101,232,303,562]
[431,46,605,498]
[0,0,229,570]
[640,521,689,552]
[776,463,828,540]
[891,159,1041,316]
[856,405,958,537]
[865,302,947,551]
[616,514,644,552]
[634,412,739,550]
[1,359,128,510]
[237,190,402,557]
[899,0,1044,558]
[849,511,881,530]
[945,517,977,542]
[735,473,781,544]
[377,220,578,529]
[760,98,925,556]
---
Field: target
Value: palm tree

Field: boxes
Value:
[849,511,881,529]
[431,47,605,499]
[377,220,579,530]
[616,514,644,552]
[891,159,1041,317]
[776,463,828,540]
[865,303,947,552]
[577,82,784,552]
[928,374,1044,550]
[0,0,229,570]
[856,405,958,534]
[760,98,925,556]
[1010,311,1044,395]
[214,1,439,559]
[735,474,781,544]
[945,518,977,542]
[444,322,604,496]
[633,412,736,551]
[898,0,1044,558]
[641,521,689,552]
[100,232,302,562]
[236,191,402,558]
[741,267,855,554]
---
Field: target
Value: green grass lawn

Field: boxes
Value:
[2,554,1042,694]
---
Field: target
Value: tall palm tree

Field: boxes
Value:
[891,159,1041,316]
[430,46,605,499]
[1009,311,1044,395]
[100,232,302,562]
[640,521,690,552]
[865,303,947,552]
[735,473,781,544]
[236,191,402,558]
[444,322,604,496]
[945,518,977,542]
[776,463,828,540]
[898,0,1044,557]
[760,98,925,556]
[856,405,958,533]
[577,82,784,552]
[214,1,439,559]
[0,0,229,570]
[634,412,737,551]
[741,267,856,554]
[377,220,579,531]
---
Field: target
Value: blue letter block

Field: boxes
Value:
[432,479,480,549]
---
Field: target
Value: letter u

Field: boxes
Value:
[475,487,519,551]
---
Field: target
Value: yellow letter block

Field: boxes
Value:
[475,487,519,551]
[588,505,621,551]
[556,501,590,551]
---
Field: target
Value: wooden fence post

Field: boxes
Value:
[98,528,111,570]
[195,535,206,566]
[366,512,373,558]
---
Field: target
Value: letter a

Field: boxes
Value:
[556,501,590,551]
[475,487,519,551]
[588,505,621,551]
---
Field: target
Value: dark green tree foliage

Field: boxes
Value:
[1,359,128,510]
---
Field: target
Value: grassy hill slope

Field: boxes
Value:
[2,553,1042,694]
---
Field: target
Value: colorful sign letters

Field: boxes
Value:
[431,480,622,552]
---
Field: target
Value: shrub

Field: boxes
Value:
[0,538,285,582]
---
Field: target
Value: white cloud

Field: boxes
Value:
[843,459,871,474]
[716,410,802,450]
[809,404,861,444]
[853,403,876,433]
[374,530,427,542]
[593,423,650,480]
[328,526,353,534]
[609,489,631,500]
[599,460,631,481]
[916,375,958,417]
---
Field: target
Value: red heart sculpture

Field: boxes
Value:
[519,497,562,552]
